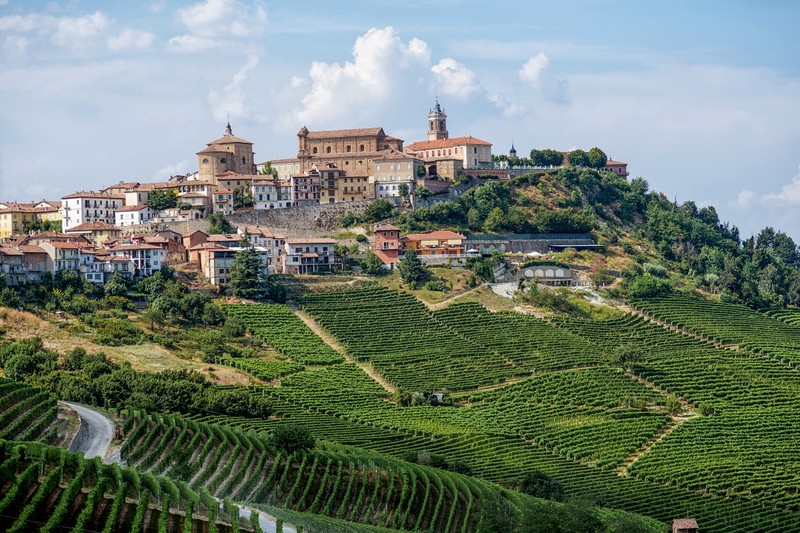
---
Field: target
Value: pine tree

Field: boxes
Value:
[228,245,266,299]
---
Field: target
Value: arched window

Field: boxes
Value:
[346,145,351,152]
[359,144,365,152]
[312,147,318,154]
[202,158,209,164]
[242,157,246,164]
[220,157,226,163]
[326,146,331,154]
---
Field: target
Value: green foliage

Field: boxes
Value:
[207,212,234,234]
[103,273,130,297]
[362,251,385,275]
[361,199,395,222]
[339,211,359,227]
[147,189,178,211]
[530,148,565,167]
[587,147,608,169]
[624,274,673,298]
[423,279,449,292]
[415,186,432,199]
[270,424,316,454]
[568,149,589,167]
[355,233,367,243]
[519,471,565,501]
[397,248,430,286]
[398,183,409,196]
[229,245,267,299]
[233,184,254,208]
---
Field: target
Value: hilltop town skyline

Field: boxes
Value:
[1,0,798,240]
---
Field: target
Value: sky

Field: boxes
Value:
[1,0,798,241]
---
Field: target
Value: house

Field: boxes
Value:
[0,246,25,285]
[79,249,134,284]
[372,224,401,268]
[603,159,629,178]
[107,242,164,277]
[672,518,698,533]
[291,170,321,206]
[17,244,47,282]
[282,238,336,274]
[65,221,122,247]
[0,203,38,239]
[371,150,422,200]
[238,226,286,272]
[182,230,209,261]
[23,232,91,247]
[212,188,234,215]
[115,205,154,227]
[252,178,293,209]
[39,241,87,274]
[61,191,124,231]
[400,230,466,256]
[195,244,269,286]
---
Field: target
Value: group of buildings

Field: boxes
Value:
[0,100,628,287]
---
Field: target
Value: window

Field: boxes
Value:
[473,147,477,154]
[376,164,380,171]
[242,157,246,164]
[203,158,209,164]
[312,147,318,154]
[221,157,226,163]
[346,145,351,152]
[326,146,331,154]
[359,144,365,152]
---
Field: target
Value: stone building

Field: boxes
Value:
[196,123,256,185]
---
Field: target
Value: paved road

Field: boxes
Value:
[64,402,295,532]
[64,402,115,462]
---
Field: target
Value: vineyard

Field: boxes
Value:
[118,408,656,532]
[0,378,62,444]
[298,287,542,391]
[0,439,254,532]
[225,303,343,365]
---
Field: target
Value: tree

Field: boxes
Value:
[140,308,165,331]
[270,424,315,454]
[567,149,589,167]
[363,251,385,275]
[228,245,267,299]
[416,164,427,178]
[398,248,430,286]
[103,273,129,298]
[398,183,410,197]
[259,161,279,178]
[482,207,507,233]
[519,471,565,501]
[415,186,432,199]
[233,184,254,208]
[587,147,608,169]
[207,212,234,234]
[362,199,394,222]
[147,189,178,211]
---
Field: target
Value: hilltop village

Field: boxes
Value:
[0,101,627,287]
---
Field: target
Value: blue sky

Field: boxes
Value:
[1,0,798,240]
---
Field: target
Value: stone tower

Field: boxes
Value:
[196,122,255,184]
[427,98,448,141]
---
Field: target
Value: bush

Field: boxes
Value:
[355,234,368,243]
[270,424,316,454]
[624,273,673,298]
[519,471,565,501]
[424,279,449,292]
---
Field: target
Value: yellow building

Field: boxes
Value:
[0,204,37,240]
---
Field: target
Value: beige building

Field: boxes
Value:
[291,171,320,206]
[196,123,256,184]
[371,150,423,199]
[65,221,122,247]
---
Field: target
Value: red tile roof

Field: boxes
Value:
[406,135,492,151]
[62,191,124,200]
[66,222,120,232]
[116,205,151,212]
[401,230,465,241]
[303,127,385,139]
[285,238,337,244]
[672,518,698,529]
[374,224,400,232]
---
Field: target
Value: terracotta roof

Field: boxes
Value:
[206,133,253,145]
[48,241,90,249]
[406,135,492,151]
[401,230,465,241]
[116,205,151,212]
[191,242,230,252]
[261,158,300,165]
[109,243,161,251]
[208,234,241,242]
[253,179,291,186]
[17,245,45,254]
[177,192,209,198]
[0,247,24,256]
[374,224,400,232]
[373,149,419,161]
[303,127,385,140]
[109,256,133,262]
[0,205,38,213]
[197,146,231,155]
[672,518,698,529]
[66,222,119,232]
[214,189,233,194]
[605,159,627,165]
[216,171,257,180]
[182,230,209,237]
[62,191,124,200]
[285,238,336,245]
[301,252,319,258]
[238,225,278,238]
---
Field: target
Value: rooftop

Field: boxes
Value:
[406,135,492,151]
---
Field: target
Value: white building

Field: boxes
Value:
[61,191,124,231]
[115,205,154,227]
[282,238,336,274]
[108,242,164,277]
[252,178,293,210]
[237,226,286,273]
[371,150,422,199]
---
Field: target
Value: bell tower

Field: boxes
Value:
[427,98,448,141]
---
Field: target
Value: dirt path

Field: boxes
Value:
[424,284,485,311]
[291,307,397,394]
[614,370,699,476]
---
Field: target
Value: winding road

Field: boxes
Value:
[64,402,295,532]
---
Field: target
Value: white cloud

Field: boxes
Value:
[734,189,757,208]
[289,27,432,126]
[4,35,30,55]
[0,13,45,33]
[175,0,266,39]
[167,34,217,52]
[108,29,155,51]
[53,11,110,50]
[519,52,549,87]
[431,58,478,100]
[208,54,259,121]
[762,165,800,205]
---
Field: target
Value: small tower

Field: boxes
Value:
[509,142,517,158]
[427,98,448,141]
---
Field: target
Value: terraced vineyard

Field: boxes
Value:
[632,293,800,366]
[556,312,800,512]
[0,440,250,532]
[0,378,61,443]
[433,302,607,370]
[121,409,601,532]
[225,303,343,365]
[299,287,532,390]
[764,308,800,327]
